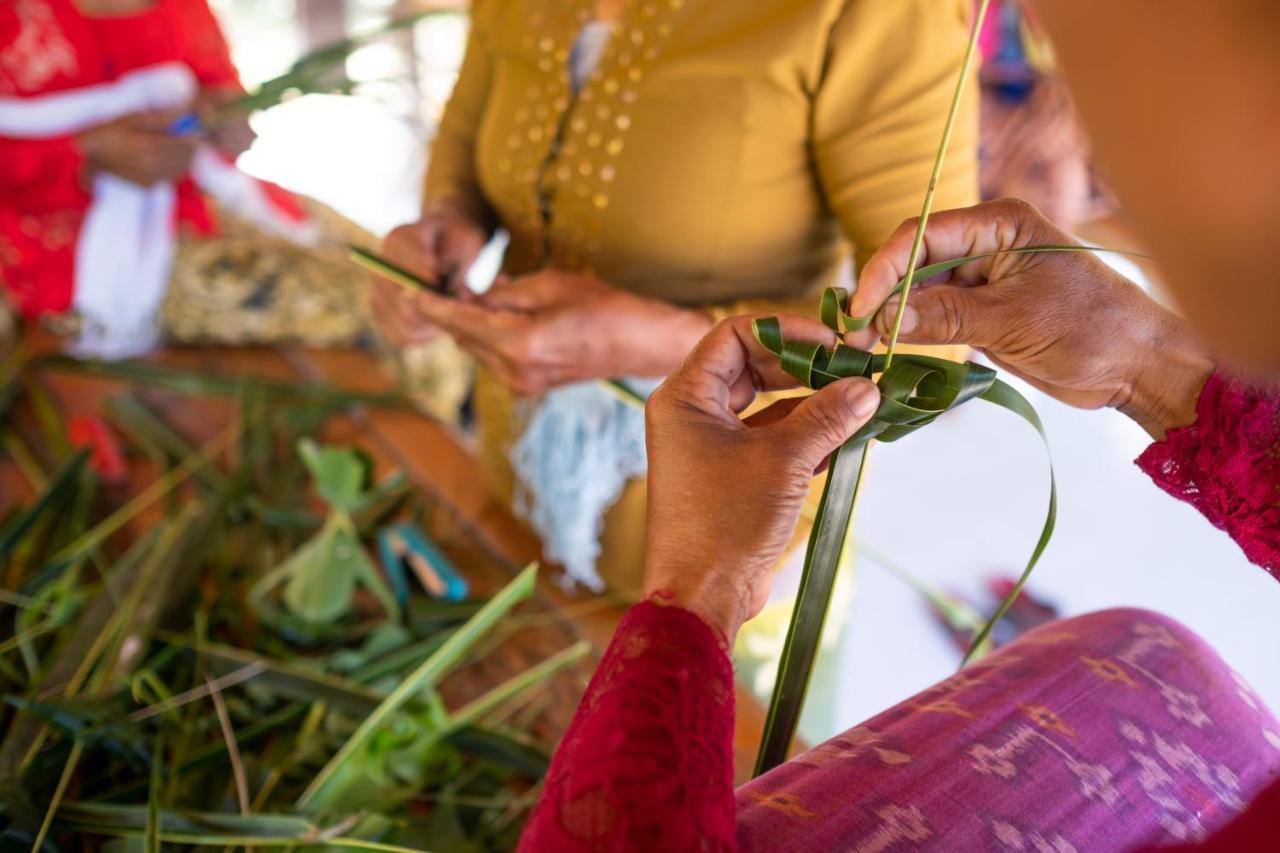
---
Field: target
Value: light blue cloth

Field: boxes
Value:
[509,379,658,591]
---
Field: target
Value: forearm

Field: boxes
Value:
[518,601,737,851]
[617,301,712,378]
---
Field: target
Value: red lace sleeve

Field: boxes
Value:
[518,601,736,852]
[1136,370,1280,578]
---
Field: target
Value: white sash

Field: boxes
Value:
[0,62,317,358]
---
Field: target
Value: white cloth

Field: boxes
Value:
[511,378,657,591]
[0,62,316,359]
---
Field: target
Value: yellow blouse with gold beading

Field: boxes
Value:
[428,0,979,306]
[425,0,980,591]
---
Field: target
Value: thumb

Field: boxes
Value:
[875,285,1007,348]
[773,378,880,470]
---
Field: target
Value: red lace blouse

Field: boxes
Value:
[519,370,1280,850]
[0,0,239,318]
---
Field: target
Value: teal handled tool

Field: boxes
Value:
[378,522,468,604]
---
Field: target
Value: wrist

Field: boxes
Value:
[1118,308,1215,439]
[641,552,747,647]
[422,196,492,237]
[643,582,743,649]
[632,305,713,376]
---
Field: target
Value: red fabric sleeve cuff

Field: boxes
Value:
[1136,370,1280,579]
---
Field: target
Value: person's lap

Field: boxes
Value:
[737,608,1280,851]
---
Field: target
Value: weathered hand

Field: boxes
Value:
[405,270,711,396]
[849,199,1214,438]
[76,109,197,187]
[642,316,880,643]
[368,207,488,348]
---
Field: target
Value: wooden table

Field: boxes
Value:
[3,333,774,782]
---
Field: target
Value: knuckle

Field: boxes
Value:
[801,401,849,445]
[932,288,968,343]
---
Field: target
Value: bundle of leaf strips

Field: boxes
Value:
[752,0,1068,775]
[0,360,588,851]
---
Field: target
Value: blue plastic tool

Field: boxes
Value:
[377,522,468,605]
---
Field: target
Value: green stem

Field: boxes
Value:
[446,640,590,732]
[754,440,870,774]
[45,427,238,572]
[31,740,83,852]
[883,0,991,366]
[753,0,992,776]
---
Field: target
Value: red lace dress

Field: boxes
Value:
[0,0,238,318]
[519,370,1280,851]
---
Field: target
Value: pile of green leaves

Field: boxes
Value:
[0,355,586,851]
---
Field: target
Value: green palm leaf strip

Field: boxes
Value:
[750,284,1057,772]
[756,0,1008,775]
[348,245,646,408]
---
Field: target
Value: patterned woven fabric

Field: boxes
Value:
[737,608,1280,851]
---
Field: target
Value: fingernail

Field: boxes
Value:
[847,380,880,419]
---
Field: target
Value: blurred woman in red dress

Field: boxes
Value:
[0,0,376,359]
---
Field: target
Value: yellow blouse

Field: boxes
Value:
[426,0,980,314]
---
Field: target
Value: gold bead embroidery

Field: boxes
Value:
[504,0,687,265]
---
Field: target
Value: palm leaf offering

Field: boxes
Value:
[753,0,1080,774]
[0,356,591,850]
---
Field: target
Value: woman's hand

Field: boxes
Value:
[367,206,489,348]
[641,316,880,643]
[402,270,712,395]
[848,199,1215,438]
[76,109,197,187]
[195,88,256,156]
